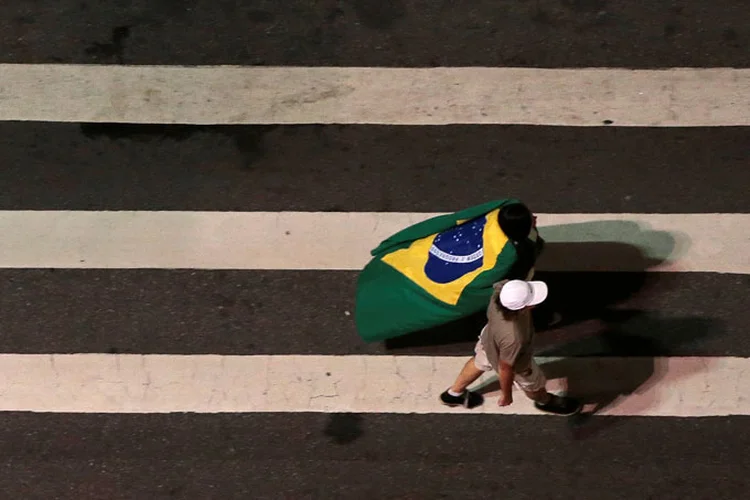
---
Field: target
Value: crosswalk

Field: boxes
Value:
[3,65,750,126]
[2,353,750,417]
[2,211,749,272]
[2,2,750,498]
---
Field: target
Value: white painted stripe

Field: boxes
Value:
[1,65,749,126]
[0,354,745,416]
[0,211,747,273]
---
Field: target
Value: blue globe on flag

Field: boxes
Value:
[423,216,486,284]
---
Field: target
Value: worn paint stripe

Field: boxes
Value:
[1,65,749,126]
[0,353,745,416]
[0,211,747,273]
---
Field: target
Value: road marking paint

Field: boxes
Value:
[0,211,747,273]
[0,353,745,416]
[1,65,749,126]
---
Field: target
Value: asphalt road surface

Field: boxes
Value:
[1,1,749,498]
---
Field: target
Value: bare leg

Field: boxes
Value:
[449,357,484,393]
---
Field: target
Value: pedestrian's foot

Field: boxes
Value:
[439,389,484,409]
[534,394,582,416]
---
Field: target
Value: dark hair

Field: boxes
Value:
[498,202,537,280]
[498,203,533,241]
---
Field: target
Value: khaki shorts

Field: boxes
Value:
[473,326,546,392]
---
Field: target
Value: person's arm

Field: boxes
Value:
[498,361,514,406]
[494,332,521,406]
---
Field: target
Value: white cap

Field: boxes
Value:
[499,280,549,310]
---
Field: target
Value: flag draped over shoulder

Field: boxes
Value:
[354,198,528,342]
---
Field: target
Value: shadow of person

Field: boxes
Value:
[538,313,722,440]
[384,219,689,351]
[531,218,688,330]
[469,313,722,439]
[535,219,689,273]
[531,271,647,333]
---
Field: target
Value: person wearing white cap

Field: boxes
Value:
[439,279,582,415]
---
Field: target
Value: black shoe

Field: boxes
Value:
[534,394,582,416]
[439,390,484,409]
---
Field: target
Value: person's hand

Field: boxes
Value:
[498,394,513,406]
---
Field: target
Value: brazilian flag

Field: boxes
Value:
[354,198,539,342]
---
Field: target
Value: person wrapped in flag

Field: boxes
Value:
[354,199,544,342]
